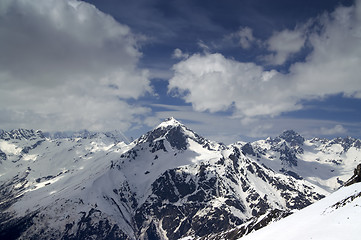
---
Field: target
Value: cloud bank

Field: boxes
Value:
[0,0,151,131]
[169,0,361,120]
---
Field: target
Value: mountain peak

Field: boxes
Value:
[156,117,183,129]
[137,117,216,151]
[0,128,44,140]
[137,117,189,150]
[279,130,305,146]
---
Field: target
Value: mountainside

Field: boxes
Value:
[239,182,361,240]
[236,130,361,191]
[0,118,359,239]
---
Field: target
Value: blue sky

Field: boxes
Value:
[0,0,360,143]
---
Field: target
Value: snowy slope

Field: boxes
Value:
[239,182,361,240]
[0,120,360,240]
[0,129,132,239]
[236,130,361,192]
[112,118,327,239]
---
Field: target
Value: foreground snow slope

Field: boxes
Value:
[240,182,361,240]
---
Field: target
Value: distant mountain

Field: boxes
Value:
[242,130,361,191]
[0,128,45,140]
[43,129,130,143]
[0,118,359,239]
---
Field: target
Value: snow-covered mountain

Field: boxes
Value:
[238,182,361,240]
[0,118,359,239]
[0,129,131,239]
[238,130,361,192]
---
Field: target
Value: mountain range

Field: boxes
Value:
[0,118,360,239]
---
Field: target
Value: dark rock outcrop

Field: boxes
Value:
[344,164,361,186]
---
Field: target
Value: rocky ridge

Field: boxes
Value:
[0,118,359,239]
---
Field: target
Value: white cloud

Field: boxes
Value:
[320,125,347,135]
[0,0,152,131]
[263,28,306,65]
[169,52,299,117]
[291,2,361,98]
[221,27,261,50]
[197,40,210,53]
[169,0,361,119]
[238,27,255,49]
[172,48,189,59]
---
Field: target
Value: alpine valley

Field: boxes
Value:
[0,118,360,240]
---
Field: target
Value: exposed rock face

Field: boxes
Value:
[198,209,292,240]
[279,130,305,147]
[0,129,44,140]
[241,143,256,156]
[344,164,361,186]
[0,149,6,161]
[132,158,324,239]
[95,120,326,239]
[0,120,360,239]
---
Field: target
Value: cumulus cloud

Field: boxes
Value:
[0,0,151,131]
[169,53,297,117]
[263,28,306,65]
[291,2,361,98]
[169,0,361,119]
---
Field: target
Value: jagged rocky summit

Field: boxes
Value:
[0,118,360,240]
[344,163,361,186]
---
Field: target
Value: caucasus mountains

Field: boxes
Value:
[0,118,360,239]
